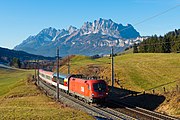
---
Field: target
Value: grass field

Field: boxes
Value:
[1,53,179,118]
[0,68,93,120]
[60,53,180,93]
[60,53,180,117]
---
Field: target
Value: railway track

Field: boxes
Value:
[37,79,136,120]
[62,93,135,120]
[37,79,179,120]
[108,99,179,120]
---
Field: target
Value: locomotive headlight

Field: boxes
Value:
[92,94,94,96]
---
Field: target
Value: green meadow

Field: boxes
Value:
[61,53,180,93]
[1,53,179,118]
[60,53,180,117]
[0,68,93,120]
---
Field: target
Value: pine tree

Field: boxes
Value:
[163,35,171,53]
[11,57,21,68]
[133,43,138,53]
[139,29,180,53]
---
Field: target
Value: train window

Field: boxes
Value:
[42,74,45,78]
[59,78,64,85]
[93,83,106,92]
[53,76,64,85]
[53,77,57,82]
[46,75,51,80]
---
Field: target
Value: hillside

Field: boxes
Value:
[156,91,180,117]
[0,47,54,64]
[0,67,93,119]
[60,53,180,92]
[59,53,180,117]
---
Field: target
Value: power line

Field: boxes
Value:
[134,4,180,26]
[120,4,180,32]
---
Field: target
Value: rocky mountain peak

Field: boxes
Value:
[79,18,140,38]
[39,27,57,37]
[68,25,77,34]
[14,18,141,57]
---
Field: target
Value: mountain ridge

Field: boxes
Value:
[0,47,54,64]
[14,18,143,57]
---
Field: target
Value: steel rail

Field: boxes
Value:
[37,79,136,120]
[109,99,179,120]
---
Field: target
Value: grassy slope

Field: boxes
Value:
[61,53,180,92]
[60,53,180,117]
[0,68,93,120]
[114,53,180,92]
[156,91,180,117]
[0,68,31,96]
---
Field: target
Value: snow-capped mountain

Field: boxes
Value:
[14,18,142,57]
[80,18,139,39]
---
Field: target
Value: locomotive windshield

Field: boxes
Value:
[93,83,106,92]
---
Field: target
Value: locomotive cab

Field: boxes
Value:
[90,80,108,103]
[68,76,108,104]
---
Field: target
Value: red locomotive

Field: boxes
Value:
[39,69,108,103]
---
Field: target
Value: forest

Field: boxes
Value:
[135,29,180,53]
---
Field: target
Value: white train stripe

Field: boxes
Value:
[39,75,68,91]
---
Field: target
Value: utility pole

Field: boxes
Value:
[37,60,39,85]
[34,60,36,81]
[68,55,70,74]
[56,47,60,100]
[111,46,114,92]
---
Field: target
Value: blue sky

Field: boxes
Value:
[0,0,179,49]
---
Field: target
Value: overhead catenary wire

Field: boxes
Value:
[113,4,180,54]
[119,4,180,33]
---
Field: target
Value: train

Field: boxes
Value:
[39,69,109,103]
